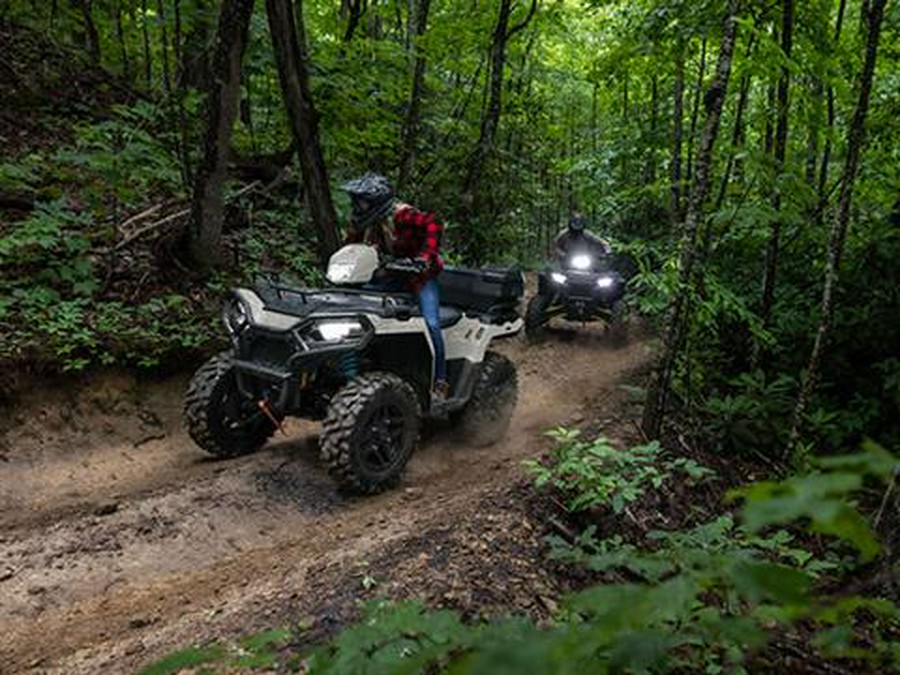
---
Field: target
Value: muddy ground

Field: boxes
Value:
[0,326,652,673]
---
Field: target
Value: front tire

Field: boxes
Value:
[183,353,276,458]
[454,351,518,447]
[320,372,421,494]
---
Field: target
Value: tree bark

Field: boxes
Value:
[759,0,794,328]
[343,0,366,42]
[397,0,431,192]
[684,36,707,204]
[266,0,340,261]
[671,46,685,222]
[817,0,847,220]
[715,33,756,210]
[182,0,213,89]
[642,0,740,439]
[157,0,173,94]
[116,1,131,80]
[184,0,255,270]
[459,0,536,239]
[786,0,887,457]
[141,0,152,87]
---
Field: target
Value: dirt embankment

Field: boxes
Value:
[0,327,652,673]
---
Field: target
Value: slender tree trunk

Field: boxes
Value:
[642,0,740,439]
[266,0,340,261]
[174,0,192,186]
[141,0,152,87]
[116,1,131,80]
[817,0,847,220]
[684,36,707,203]
[84,0,101,64]
[715,34,756,210]
[760,0,794,328]
[645,74,659,185]
[787,0,887,457]
[157,0,173,94]
[182,0,213,89]
[343,0,366,42]
[671,46,685,222]
[460,0,536,225]
[184,0,255,270]
[397,0,431,191]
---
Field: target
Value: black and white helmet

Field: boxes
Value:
[568,213,587,234]
[342,173,395,229]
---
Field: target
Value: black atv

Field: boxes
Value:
[525,251,627,340]
[183,245,524,494]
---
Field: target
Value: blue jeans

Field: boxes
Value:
[417,279,447,384]
[364,275,447,384]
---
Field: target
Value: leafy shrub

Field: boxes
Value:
[302,445,900,674]
[524,427,713,513]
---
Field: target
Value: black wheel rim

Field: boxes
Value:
[359,401,408,476]
[216,374,269,438]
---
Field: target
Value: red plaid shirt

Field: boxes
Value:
[346,205,444,285]
[391,205,444,277]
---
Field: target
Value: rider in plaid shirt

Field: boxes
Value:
[342,174,449,401]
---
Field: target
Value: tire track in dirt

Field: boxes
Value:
[0,328,652,673]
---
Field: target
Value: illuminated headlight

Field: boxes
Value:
[551,272,567,285]
[327,263,354,284]
[570,254,592,270]
[312,320,365,342]
[597,276,615,289]
[223,297,249,334]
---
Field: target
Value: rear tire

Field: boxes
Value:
[525,293,551,341]
[454,351,518,447]
[183,353,276,458]
[320,372,420,494]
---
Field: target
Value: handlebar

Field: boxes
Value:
[382,257,428,275]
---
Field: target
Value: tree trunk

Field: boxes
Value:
[141,0,152,87]
[787,0,887,457]
[174,0,192,186]
[266,0,340,261]
[642,0,740,439]
[671,46,685,222]
[459,0,536,231]
[184,0,255,270]
[817,0,847,220]
[759,0,793,329]
[684,36,707,204]
[715,33,756,210]
[343,0,366,42]
[116,1,130,80]
[157,0,173,94]
[397,0,431,192]
[182,0,213,89]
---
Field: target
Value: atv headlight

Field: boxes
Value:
[596,276,615,289]
[312,320,365,342]
[223,297,250,335]
[570,254,592,270]
[551,272,567,285]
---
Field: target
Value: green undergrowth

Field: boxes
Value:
[143,434,900,674]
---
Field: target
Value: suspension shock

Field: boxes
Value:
[339,351,360,380]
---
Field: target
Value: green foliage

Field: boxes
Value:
[293,447,900,674]
[730,441,900,562]
[54,102,184,205]
[703,370,797,454]
[138,629,292,675]
[525,428,713,513]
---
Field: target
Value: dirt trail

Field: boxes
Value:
[0,328,652,673]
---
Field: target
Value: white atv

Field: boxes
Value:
[183,245,524,494]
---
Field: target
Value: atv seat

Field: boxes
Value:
[438,266,524,322]
[390,299,463,328]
